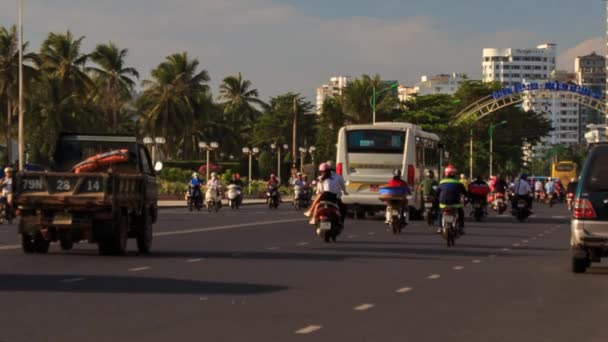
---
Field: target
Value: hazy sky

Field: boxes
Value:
[1,0,605,101]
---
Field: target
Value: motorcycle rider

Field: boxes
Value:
[229,173,244,187]
[267,173,281,203]
[188,172,202,205]
[468,176,491,215]
[385,169,411,224]
[310,162,347,224]
[0,167,14,215]
[534,178,544,201]
[436,165,467,234]
[293,172,305,187]
[510,173,533,212]
[207,172,222,196]
[459,173,470,191]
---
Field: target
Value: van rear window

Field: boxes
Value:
[347,130,405,154]
[583,150,608,192]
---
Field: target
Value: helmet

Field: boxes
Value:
[444,165,457,177]
[520,173,528,180]
[235,173,241,180]
[426,170,434,178]
[211,172,217,177]
[571,178,576,182]
[393,169,401,177]
[326,161,335,169]
[460,173,466,179]
[270,173,276,178]
[192,172,198,178]
[297,172,302,177]
[319,163,330,172]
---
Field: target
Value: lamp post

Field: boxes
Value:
[298,147,307,174]
[271,143,288,183]
[370,82,399,125]
[18,0,24,171]
[199,141,219,181]
[489,121,508,177]
[242,147,259,195]
[144,136,165,164]
[309,146,316,177]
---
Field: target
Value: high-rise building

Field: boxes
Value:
[482,44,556,86]
[315,76,351,114]
[414,73,467,96]
[398,85,418,102]
[575,52,606,128]
[482,43,580,149]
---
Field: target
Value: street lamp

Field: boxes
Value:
[298,147,307,174]
[199,141,219,181]
[144,136,165,163]
[308,146,316,176]
[370,82,399,125]
[17,0,24,171]
[489,121,508,177]
[271,143,289,183]
[242,147,259,194]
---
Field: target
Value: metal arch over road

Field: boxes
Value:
[453,81,608,125]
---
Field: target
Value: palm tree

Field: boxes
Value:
[89,42,139,133]
[341,74,397,124]
[0,25,37,163]
[138,52,210,159]
[38,31,91,97]
[218,72,265,119]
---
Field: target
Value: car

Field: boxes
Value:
[570,143,608,273]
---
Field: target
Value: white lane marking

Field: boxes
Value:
[295,325,322,335]
[368,232,376,236]
[522,240,529,243]
[396,287,413,293]
[472,260,482,264]
[427,274,441,280]
[552,215,567,219]
[266,247,280,251]
[354,304,375,311]
[129,266,151,272]
[0,244,20,251]
[297,242,309,246]
[453,266,464,270]
[60,277,85,283]
[513,243,521,247]
[154,218,307,237]
[502,248,511,252]
[186,258,202,263]
[347,235,357,239]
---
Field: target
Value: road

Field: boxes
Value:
[0,203,607,342]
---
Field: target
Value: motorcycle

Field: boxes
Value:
[205,185,222,213]
[567,192,574,211]
[512,197,530,222]
[0,196,13,224]
[226,184,242,210]
[423,195,436,227]
[546,192,555,208]
[186,184,203,211]
[314,193,343,243]
[441,206,462,247]
[535,190,545,203]
[470,197,486,222]
[293,185,308,211]
[490,192,507,215]
[383,198,408,235]
[267,185,280,209]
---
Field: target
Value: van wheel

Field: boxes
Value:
[572,256,589,273]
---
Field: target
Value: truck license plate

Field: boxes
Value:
[53,213,73,225]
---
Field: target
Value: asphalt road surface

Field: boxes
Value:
[0,203,606,342]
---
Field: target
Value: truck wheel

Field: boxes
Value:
[60,231,74,251]
[34,233,50,254]
[136,213,153,254]
[572,256,589,273]
[97,213,128,255]
[21,233,35,254]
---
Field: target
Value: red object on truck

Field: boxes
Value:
[72,149,129,173]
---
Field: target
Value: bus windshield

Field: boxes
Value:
[347,130,405,154]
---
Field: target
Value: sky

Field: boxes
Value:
[0,0,605,101]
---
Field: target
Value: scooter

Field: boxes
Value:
[293,185,307,211]
[490,192,507,215]
[512,197,530,222]
[267,185,280,209]
[314,194,343,243]
[423,195,436,227]
[471,197,486,222]
[226,184,242,210]
[0,196,13,224]
[206,186,222,213]
[546,192,555,208]
[384,198,408,234]
[567,192,574,211]
[187,184,203,211]
[441,206,462,247]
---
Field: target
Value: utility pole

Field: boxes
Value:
[18,0,24,171]
[469,129,473,180]
[292,95,297,171]
[605,0,608,129]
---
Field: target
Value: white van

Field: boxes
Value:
[335,122,441,215]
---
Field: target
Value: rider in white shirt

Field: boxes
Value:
[510,174,533,210]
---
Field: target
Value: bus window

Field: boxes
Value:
[347,130,405,154]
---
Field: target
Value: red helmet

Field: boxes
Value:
[444,165,457,177]
[319,162,330,172]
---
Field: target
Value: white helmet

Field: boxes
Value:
[4,167,13,173]
[211,172,218,177]
[192,172,198,178]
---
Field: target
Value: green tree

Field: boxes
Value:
[89,42,139,133]
[342,74,398,124]
[315,97,345,163]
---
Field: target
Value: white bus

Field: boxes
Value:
[336,122,441,216]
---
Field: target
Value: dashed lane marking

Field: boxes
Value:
[266,247,280,251]
[295,325,322,335]
[513,243,521,247]
[297,242,310,246]
[522,240,529,243]
[427,274,441,280]
[472,260,482,264]
[502,248,510,252]
[186,258,202,263]
[60,277,85,283]
[552,215,567,219]
[354,304,375,311]
[347,235,357,239]
[368,232,376,236]
[129,266,151,272]
[453,266,464,270]
[396,287,413,293]
[0,244,20,251]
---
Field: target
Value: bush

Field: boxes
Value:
[158,167,192,183]
[158,179,189,195]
